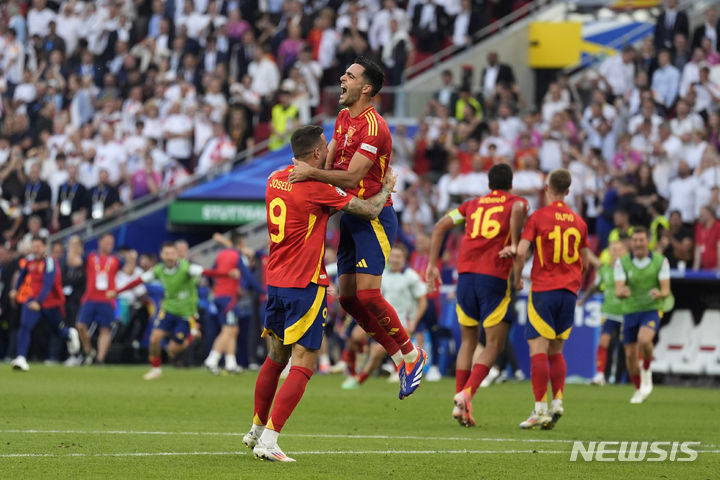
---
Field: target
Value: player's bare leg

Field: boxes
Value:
[637,326,656,398]
[351,343,386,387]
[253,341,316,463]
[544,339,566,429]
[520,336,553,429]
[455,325,479,393]
[624,342,644,403]
[206,325,241,373]
[76,322,94,360]
[96,327,111,363]
[592,333,612,385]
[144,328,168,380]
[342,325,369,388]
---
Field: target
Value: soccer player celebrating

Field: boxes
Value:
[513,169,594,430]
[203,232,264,374]
[10,237,80,371]
[580,241,628,386]
[244,125,396,462]
[77,233,122,365]
[614,227,671,404]
[111,242,219,380]
[288,57,426,399]
[426,163,528,427]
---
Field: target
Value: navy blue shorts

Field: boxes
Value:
[20,305,66,332]
[526,289,577,340]
[214,296,238,327]
[601,316,622,336]
[78,301,115,328]
[154,310,192,344]
[622,310,661,344]
[264,283,327,350]
[455,273,512,329]
[337,205,397,276]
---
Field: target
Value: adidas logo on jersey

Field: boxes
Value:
[355,259,368,268]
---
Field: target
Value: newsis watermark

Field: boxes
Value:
[570,441,700,462]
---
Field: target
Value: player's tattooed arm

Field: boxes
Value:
[342,167,397,220]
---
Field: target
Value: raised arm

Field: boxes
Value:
[289,151,373,190]
[340,167,396,220]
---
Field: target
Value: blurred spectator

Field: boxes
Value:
[269,90,299,151]
[382,18,414,86]
[654,0,689,51]
[693,205,720,270]
[369,0,408,54]
[480,51,516,103]
[88,169,122,220]
[651,49,680,111]
[660,209,695,267]
[668,160,699,223]
[196,121,237,174]
[22,162,52,228]
[434,70,458,111]
[130,156,162,200]
[597,45,635,100]
[411,0,449,53]
[53,164,87,231]
[692,5,719,51]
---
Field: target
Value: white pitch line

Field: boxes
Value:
[1,449,719,459]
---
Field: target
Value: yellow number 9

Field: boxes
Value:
[269,197,287,243]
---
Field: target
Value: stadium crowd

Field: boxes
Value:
[2,0,720,376]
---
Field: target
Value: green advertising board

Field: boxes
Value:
[169,200,266,225]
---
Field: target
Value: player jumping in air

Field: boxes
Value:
[426,164,528,427]
[243,125,396,462]
[288,56,426,399]
[513,169,596,430]
[614,227,671,404]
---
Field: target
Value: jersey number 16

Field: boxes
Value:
[469,206,503,239]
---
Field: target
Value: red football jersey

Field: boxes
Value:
[332,106,392,205]
[521,201,589,293]
[16,256,65,309]
[83,253,121,303]
[213,249,241,298]
[455,190,528,278]
[266,165,353,288]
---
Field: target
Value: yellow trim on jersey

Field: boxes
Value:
[483,278,511,328]
[358,179,365,199]
[311,241,325,284]
[370,217,391,261]
[261,327,283,342]
[379,154,387,178]
[284,285,326,345]
[364,111,378,136]
[456,302,479,327]
[528,291,557,339]
[305,213,317,241]
[535,236,545,268]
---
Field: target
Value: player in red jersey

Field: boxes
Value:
[203,232,264,374]
[426,164,528,426]
[10,237,80,371]
[288,56,426,399]
[513,169,597,430]
[76,233,122,365]
[244,125,396,462]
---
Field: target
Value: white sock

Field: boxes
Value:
[319,353,330,365]
[390,351,403,367]
[535,401,548,414]
[225,354,238,369]
[206,350,221,366]
[551,398,563,410]
[151,367,162,373]
[250,424,265,437]
[401,342,419,364]
[259,428,279,446]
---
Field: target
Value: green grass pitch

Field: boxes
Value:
[1,365,718,479]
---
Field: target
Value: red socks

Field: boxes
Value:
[465,363,491,397]
[596,346,607,374]
[630,374,641,390]
[253,357,286,425]
[455,369,470,394]
[339,295,402,356]
[356,289,413,354]
[642,355,651,370]
[530,353,549,402]
[268,366,313,432]
[357,371,369,384]
[549,353,566,400]
[341,349,357,376]
[149,355,162,368]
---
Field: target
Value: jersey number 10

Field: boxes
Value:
[540,225,581,264]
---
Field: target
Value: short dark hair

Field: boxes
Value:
[32,236,47,245]
[548,168,572,194]
[354,56,384,97]
[291,125,324,159]
[161,241,176,250]
[488,163,513,191]
[632,225,649,237]
[230,231,244,245]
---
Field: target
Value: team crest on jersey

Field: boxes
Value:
[344,125,356,148]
